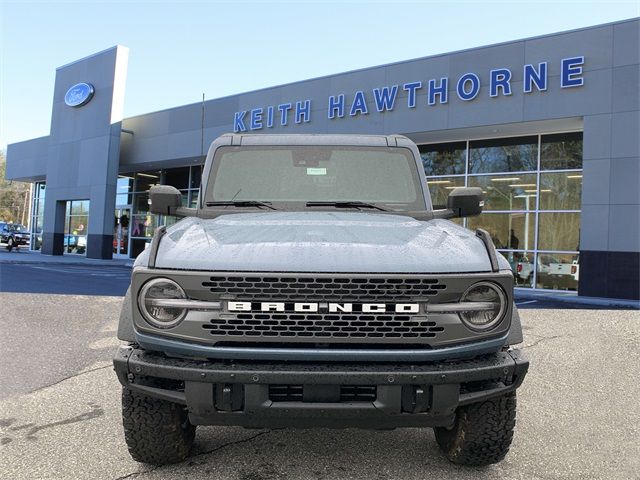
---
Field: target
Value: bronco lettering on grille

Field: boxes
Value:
[227,301,420,314]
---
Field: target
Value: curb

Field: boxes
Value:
[515,289,640,310]
[0,257,133,269]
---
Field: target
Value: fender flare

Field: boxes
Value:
[506,302,524,346]
[117,286,135,342]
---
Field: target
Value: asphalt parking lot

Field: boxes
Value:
[1,291,639,480]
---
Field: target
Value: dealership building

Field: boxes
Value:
[5,18,639,299]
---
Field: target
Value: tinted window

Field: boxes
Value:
[469,136,538,173]
[540,132,582,170]
[420,142,466,176]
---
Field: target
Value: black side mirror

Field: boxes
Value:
[149,185,182,215]
[447,187,484,218]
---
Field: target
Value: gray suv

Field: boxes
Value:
[114,134,528,466]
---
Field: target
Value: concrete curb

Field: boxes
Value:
[0,252,133,268]
[0,259,134,268]
[515,289,640,310]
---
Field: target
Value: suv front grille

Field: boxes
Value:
[199,273,450,346]
[202,275,445,301]
[202,312,444,339]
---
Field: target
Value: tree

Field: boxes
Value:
[0,150,31,225]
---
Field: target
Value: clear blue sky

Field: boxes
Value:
[1,0,638,150]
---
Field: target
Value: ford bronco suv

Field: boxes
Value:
[114,133,528,467]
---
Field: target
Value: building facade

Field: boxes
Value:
[6,19,639,299]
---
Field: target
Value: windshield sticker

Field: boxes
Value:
[306,167,327,176]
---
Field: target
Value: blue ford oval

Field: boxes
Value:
[64,83,95,107]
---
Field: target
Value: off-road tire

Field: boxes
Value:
[122,388,196,465]
[434,393,517,466]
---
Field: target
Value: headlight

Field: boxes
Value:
[138,278,187,328]
[458,281,506,331]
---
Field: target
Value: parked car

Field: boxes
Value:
[0,222,30,251]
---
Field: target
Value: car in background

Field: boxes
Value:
[0,222,30,251]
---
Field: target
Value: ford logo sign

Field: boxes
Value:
[64,83,95,107]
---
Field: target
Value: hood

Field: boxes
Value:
[138,211,500,273]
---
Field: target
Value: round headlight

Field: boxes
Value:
[138,278,187,329]
[458,282,506,331]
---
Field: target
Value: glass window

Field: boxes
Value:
[190,166,203,189]
[164,167,190,190]
[130,214,158,238]
[70,200,90,215]
[133,193,149,213]
[540,132,582,170]
[189,190,200,209]
[469,174,537,211]
[536,253,579,291]
[116,193,132,206]
[538,213,580,251]
[207,146,424,210]
[426,177,465,208]
[134,171,161,192]
[117,176,134,193]
[64,200,89,255]
[506,251,535,288]
[469,136,538,174]
[468,212,535,251]
[539,172,582,210]
[419,142,466,176]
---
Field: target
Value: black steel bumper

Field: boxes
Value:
[114,346,528,429]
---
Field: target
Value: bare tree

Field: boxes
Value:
[0,151,31,225]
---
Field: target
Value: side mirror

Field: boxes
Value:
[149,185,182,215]
[447,187,484,218]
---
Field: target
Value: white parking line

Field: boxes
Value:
[516,300,538,306]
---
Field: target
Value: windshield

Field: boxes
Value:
[205,146,425,211]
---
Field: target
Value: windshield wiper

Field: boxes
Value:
[205,201,277,210]
[305,201,389,212]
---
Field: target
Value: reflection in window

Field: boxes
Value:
[64,200,89,255]
[30,182,46,251]
[469,174,537,211]
[536,253,579,291]
[420,142,466,176]
[539,172,582,210]
[541,132,583,170]
[499,251,535,288]
[538,213,580,251]
[426,177,465,208]
[189,191,199,208]
[469,136,538,174]
[468,212,535,251]
[130,214,158,238]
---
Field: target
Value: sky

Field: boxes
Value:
[1,0,638,150]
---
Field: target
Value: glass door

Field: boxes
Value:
[114,207,131,257]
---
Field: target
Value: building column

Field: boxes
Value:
[41,199,66,255]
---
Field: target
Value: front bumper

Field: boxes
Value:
[114,346,528,429]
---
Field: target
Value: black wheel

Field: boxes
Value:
[122,388,196,465]
[6,238,14,251]
[434,393,517,466]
